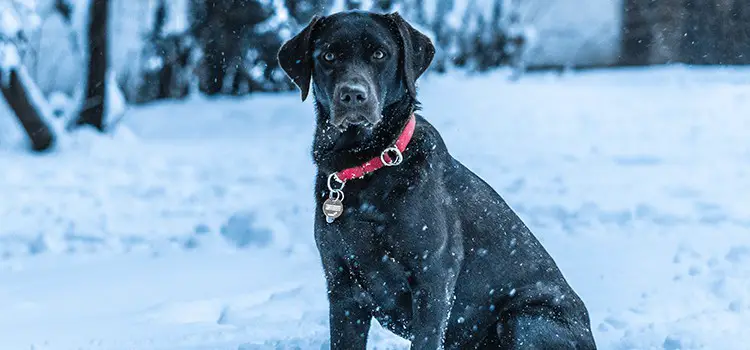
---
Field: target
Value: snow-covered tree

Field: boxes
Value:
[1,0,55,151]
[190,0,289,96]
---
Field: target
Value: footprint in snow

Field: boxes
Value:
[219,211,272,248]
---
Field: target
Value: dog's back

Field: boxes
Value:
[442,148,595,347]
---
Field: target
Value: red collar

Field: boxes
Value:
[323,114,416,223]
[332,114,416,184]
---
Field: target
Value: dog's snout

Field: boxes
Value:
[338,84,368,105]
[330,80,379,128]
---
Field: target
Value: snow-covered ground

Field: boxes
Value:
[1,66,749,349]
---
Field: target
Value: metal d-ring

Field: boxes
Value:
[380,146,403,167]
[327,173,346,192]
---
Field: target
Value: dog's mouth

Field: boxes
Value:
[346,114,378,126]
[330,110,382,131]
[344,115,369,126]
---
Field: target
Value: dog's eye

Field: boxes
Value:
[323,52,336,62]
[372,49,386,60]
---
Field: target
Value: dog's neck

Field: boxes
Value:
[312,96,417,174]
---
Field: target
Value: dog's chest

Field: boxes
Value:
[343,245,414,331]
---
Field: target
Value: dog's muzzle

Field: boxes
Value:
[331,82,381,128]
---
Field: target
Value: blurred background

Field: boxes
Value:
[1,1,750,349]
[4,0,749,140]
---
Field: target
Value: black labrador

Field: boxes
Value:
[278,11,597,350]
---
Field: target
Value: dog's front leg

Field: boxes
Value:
[407,246,462,350]
[320,252,372,349]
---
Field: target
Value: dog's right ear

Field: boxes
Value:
[278,16,322,101]
[387,12,435,99]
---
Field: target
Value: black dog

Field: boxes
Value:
[278,11,597,349]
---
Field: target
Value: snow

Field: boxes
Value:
[160,0,189,36]
[2,66,750,349]
[103,70,127,129]
[0,6,23,37]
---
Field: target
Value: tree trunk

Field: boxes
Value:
[372,0,393,12]
[345,0,361,10]
[76,0,109,131]
[487,0,506,69]
[0,67,55,152]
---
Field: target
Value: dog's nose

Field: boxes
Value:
[338,84,368,105]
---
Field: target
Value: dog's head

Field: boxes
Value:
[278,11,434,130]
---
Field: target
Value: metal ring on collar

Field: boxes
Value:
[328,189,345,202]
[327,173,346,192]
[380,146,403,167]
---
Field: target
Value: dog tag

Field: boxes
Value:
[323,197,344,223]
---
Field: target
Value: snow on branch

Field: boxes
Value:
[0,43,21,87]
[1,5,23,37]
[0,0,42,84]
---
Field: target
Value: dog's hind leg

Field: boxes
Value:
[497,306,596,350]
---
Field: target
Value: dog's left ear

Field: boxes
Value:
[278,15,322,101]
[387,12,435,99]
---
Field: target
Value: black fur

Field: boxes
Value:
[278,11,597,350]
